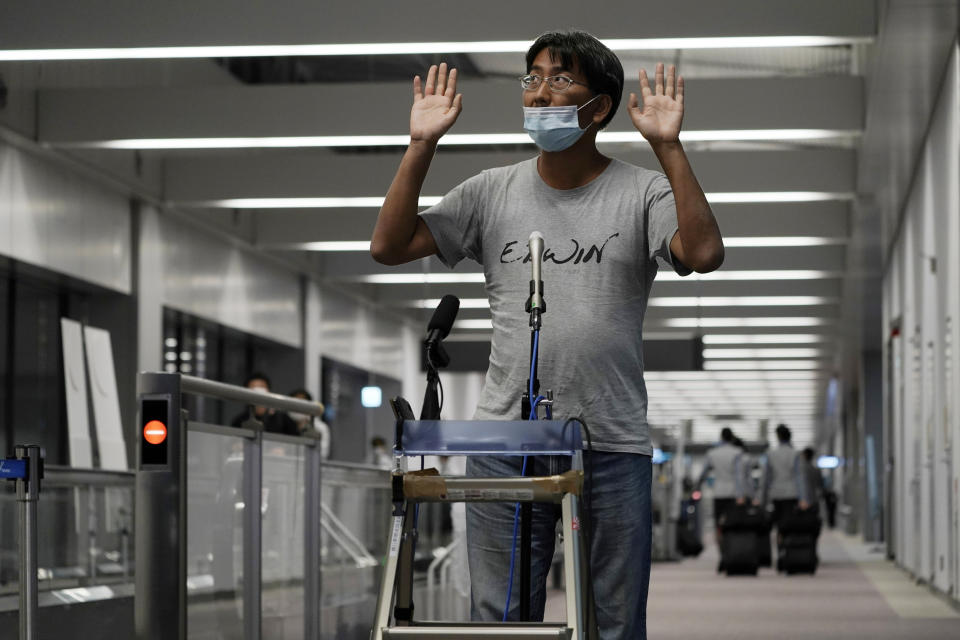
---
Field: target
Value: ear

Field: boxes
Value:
[593,94,613,125]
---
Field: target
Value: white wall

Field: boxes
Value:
[883,43,960,599]
[0,140,131,293]
[304,280,422,404]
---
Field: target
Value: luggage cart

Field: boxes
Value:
[370,418,597,640]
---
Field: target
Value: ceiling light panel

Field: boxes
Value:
[417,298,489,309]
[649,296,834,307]
[664,317,829,328]
[192,193,847,209]
[701,334,829,344]
[722,237,848,247]
[82,129,859,150]
[0,36,873,62]
[703,360,827,370]
[655,270,840,281]
[703,348,825,358]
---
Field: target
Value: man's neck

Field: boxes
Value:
[536,138,611,190]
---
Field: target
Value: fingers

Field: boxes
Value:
[628,91,639,110]
[445,67,458,100]
[425,64,437,95]
[655,62,664,95]
[413,75,422,102]
[452,93,463,113]
[677,75,684,105]
[639,69,653,98]
[666,64,675,99]
[436,62,448,96]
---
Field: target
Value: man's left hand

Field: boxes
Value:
[628,62,683,144]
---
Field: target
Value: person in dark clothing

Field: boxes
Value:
[230,371,299,435]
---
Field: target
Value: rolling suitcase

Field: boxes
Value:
[723,530,759,575]
[777,508,821,574]
[779,533,818,574]
[720,504,764,576]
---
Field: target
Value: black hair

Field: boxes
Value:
[732,437,747,451]
[720,427,734,442]
[371,436,386,447]
[526,30,624,129]
[289,387,312,401]
[776,424,791,443]
[803,447,816,462]
[244,371,271,390]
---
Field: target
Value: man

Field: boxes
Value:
[370,30,723,639]
[697,428,744,553]
[763,424,804,525]
[230,372,298,436]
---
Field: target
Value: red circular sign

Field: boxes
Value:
[143,420,167,445]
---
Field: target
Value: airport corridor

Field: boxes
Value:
[542,530,960,639]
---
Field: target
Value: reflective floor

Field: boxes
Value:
[545,530,960,639]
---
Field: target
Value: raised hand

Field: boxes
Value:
[628,63,684,144]
[410,62,463,144]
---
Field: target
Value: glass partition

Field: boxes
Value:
[0,468,134,596]
[261,438,308,640]
[319,462,390,640]
[186,430,246,640]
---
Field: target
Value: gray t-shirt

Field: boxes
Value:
[420,157,688,455]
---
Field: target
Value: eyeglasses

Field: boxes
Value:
[518,74,590,93]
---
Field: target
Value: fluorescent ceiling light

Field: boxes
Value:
[454,319,493,330]
[649,296,834,307]
[0,36,873,62]
[664,317,828,328]
[82,129,858,150]
[353,273,486,284]
[645,370,821,381]
[704,360,826,370]
[273,241,370,251]
[702,334,829,344]
[723,237,847,248]
[705,192,853,203]
[417,298,489,309]
[192,192,843,209]
[193,196,441,208]
[655,270,839,281]
[703,348,825,359]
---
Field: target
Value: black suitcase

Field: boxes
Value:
[757,529,772,568]
[720,504,765,531]
[779,533,818,574]
[723,530,759,575]
[720,505,763,575]
[779,509,822,536]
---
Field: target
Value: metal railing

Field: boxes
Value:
[135,372,392,640]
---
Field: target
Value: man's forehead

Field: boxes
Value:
[529,50,581,74]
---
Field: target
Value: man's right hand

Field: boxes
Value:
[411,63,463,144]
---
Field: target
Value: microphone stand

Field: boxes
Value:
[421,340,449,421]
[519,268,548,622]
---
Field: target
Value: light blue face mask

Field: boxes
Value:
[522,95,601,152]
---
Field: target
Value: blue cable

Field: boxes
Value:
[504,330,541,621]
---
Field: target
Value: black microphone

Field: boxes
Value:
[426,294,460,346]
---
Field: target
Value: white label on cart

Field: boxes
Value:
[445,489,535,502]
[388,518,403,557]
